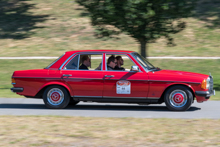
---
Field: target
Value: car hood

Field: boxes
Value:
[159,69,208,78]
[148,69,209,83]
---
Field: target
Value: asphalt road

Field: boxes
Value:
[0,98,219,119]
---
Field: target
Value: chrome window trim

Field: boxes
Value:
[104,70,143,73]
[59,53,77,70]
[77,54,80,70]
[77,51,131,54]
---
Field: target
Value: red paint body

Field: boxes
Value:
[11,50,211,103]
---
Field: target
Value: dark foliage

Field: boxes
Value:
[195,0,220,29]
[0,0,48,39]
[76,0,196,57]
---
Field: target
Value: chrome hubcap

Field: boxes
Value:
[169,90,187,107]
[47,88,64,105]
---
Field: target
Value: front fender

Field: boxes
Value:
[161,82,196,99]
[163,82,196,93]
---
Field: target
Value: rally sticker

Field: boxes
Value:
[116,80,131,94]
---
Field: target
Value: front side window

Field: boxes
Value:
[105,54,136,71]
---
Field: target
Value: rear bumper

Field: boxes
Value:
[11,87,23,92]
[195,90,215,99]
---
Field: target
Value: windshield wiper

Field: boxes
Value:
[149,67,161,71]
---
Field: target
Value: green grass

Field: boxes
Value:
[1,59,219,100]
[0,116,220,146]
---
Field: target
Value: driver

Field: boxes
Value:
[79,55,91,70]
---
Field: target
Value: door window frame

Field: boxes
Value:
[60,53,104,71]
[104,53,141,72]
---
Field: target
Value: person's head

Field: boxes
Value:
[81,55,91,67]
[107,55,117,69]
[116,56,124,67]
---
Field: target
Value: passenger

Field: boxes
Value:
[79,55,91,70]
[114,56,125,71]
[107,55,117,70]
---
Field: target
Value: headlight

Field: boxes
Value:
[206,77,210,89]
[201,77,210,89]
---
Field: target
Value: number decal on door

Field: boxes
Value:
[116,80,131,94]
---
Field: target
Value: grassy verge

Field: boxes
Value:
[0,116,219,146]
[1,59,219,99]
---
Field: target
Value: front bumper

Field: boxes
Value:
[11,87,23,92]
[195,90,215,99]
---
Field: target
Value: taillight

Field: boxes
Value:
[11,78,16,85]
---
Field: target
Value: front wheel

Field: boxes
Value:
[164,86,193,111]
[43,85,70,109]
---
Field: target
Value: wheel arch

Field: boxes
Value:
[158,83,195,103]
[35,83,73,98]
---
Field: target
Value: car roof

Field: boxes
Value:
[65,50,135,54]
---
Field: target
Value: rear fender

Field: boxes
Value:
[38,82,73,96]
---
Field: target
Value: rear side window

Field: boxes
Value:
[63,54,103,70]
[64,55,79,70]
[78,54,103,70]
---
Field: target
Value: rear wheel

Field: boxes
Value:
[164,86,193,111]
[43,85,70,109]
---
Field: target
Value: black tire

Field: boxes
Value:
[68,98,79,105]
[164,85,193,111]
[43,85,70,109]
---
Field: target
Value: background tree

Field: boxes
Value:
[76,0,197,57]
[0,0,48,39]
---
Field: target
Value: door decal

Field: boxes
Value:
[116,80,131,94]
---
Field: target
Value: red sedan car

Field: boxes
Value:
[11,50,215,111]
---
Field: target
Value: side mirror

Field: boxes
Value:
[131,66,139,72]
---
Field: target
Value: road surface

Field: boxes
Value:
[0,98,219,119]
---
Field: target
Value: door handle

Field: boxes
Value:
[104,75,114,78]
[63,74,72,77]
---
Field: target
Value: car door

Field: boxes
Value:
[61,53,104,98]
[103,54,149,98]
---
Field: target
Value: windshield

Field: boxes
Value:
[131,52,156,70]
